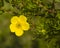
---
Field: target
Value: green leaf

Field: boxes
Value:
[3,1,13,11]
[57,12,60,19]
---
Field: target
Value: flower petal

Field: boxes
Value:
[21,22,30,30]
[10,24,16,32]
[11,16,18,24]
[15,29,24,36]
[19,15,27,22]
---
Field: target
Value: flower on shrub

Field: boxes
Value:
[10,15,30,36]
[41,29,46,34]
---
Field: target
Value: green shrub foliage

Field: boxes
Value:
[0,0,60,48]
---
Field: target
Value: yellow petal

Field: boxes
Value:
[10,24,16,32]
[11,16,19,24]
[19,15,27,22]
[21,22,30,30]
[15,29,24,36]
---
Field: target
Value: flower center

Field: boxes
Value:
[16,23,21,28]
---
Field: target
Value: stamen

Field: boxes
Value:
[16,23,21,28]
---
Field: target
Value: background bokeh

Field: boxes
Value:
[0,0,60,48]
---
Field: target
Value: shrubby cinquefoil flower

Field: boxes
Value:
[10,15,30,36]
[41,29,46,34]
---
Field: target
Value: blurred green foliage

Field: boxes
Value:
[0,0,60,48]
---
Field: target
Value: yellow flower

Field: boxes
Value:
[10,15,30,36]
[41,29,46,34]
